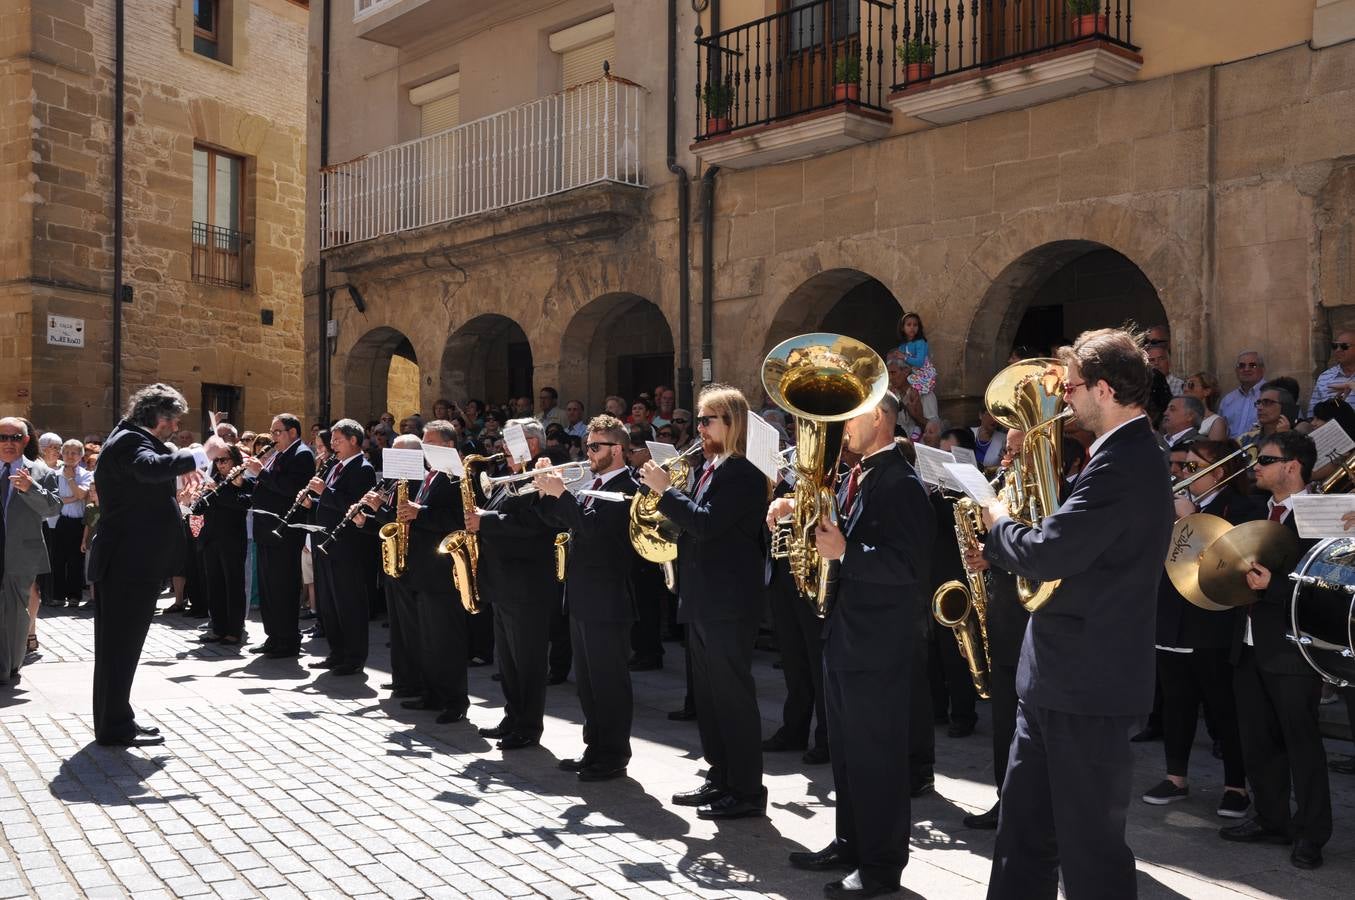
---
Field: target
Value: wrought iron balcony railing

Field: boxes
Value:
[191,222,251,290]
[694,0,898,142]
[321,74,646,250]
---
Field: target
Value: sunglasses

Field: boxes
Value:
[1254,454,1292,467]
[585,441,619,453]
[1254,398,1280,407]
[1334,342,1352,351]
[1236,362,1261,369]
[695,415,729,428]
[0,433,25,443]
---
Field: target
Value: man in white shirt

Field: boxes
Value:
[1218,350,1266,438]
[1308,330,1355,416]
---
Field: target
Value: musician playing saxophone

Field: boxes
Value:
[355,425,467,723]
[977,329,1172,900]
[775,390,935,898]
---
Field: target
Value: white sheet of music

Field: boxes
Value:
[944,462,998,504]
[745,412,782,483]
[503,422,532,465]
[912,444,957,489]
[1309,419,1354,465]
[951,445,979,469]
[1289,494,1355,539]
[381,448,426,481]
[646,441,678,465]
[422,444,464,477]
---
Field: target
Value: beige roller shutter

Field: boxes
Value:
[420,92,460,136]
[562,35,614,88]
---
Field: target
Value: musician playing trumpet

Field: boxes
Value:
[778,391,935,898]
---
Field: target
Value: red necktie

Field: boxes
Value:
[1268,504,1286,522]
[584,477,603,509]
[694,466,714,501]
[326,460,344,487]
[841,464,863,518]
[416,470,435,502]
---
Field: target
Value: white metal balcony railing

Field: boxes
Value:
[321,75,647,250]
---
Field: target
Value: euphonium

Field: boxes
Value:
[437,453,504,614]
[379,480,409,578]
[763,333,889,617]
[931,498,992,699]
[629,442,704,592]
[985,359,1069,613]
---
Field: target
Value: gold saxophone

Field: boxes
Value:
[436,453,504,614]
[378,480,409,578]
[931,497,992,699]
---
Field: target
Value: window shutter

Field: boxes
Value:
[562,35,615,88]
[420,92,460,137]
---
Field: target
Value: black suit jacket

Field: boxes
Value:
[363,471,463,595]
[824,445,935,670]
[88,419,202,583]
[251,440,316,545]
[197,475,252,547]
[656,455,768,624]
[478,483,556,609]
[1231,510,1317,675]
[983,416,1174,717]
[1156,487,1261,650]
[315,455,377,553]
[537,470,638,623]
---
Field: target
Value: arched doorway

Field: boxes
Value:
[440,314,533,407]
[765,268,902,359]
[343,326,420,425]
[559,294,674,410]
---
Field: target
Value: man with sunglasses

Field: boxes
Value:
[977,329,1174,900]
[1308,330,1355,416]
[1223,431,1330,869]
[534,416,638,781]
[1219,350,1267,439]
[0,418,61,687]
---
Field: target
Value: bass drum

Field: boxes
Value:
[1289,537,1355,686]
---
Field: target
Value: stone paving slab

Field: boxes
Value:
[2,599,1354,898]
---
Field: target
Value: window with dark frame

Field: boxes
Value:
[201,384,242,440]
[194,0,220,59]
[192,145,251,289]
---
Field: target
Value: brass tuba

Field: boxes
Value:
[629,442,704,592]
[437,453,504,614]
[985,359,1069,613]
[379,480,409,578]
[932,497,993,699]
[763,333,889,616]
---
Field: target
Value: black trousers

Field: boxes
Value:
[1158,648,1245,786]
[549,586,572,679]
[202,538,246,639]
[929,622,978,726]
[1233,648,1331,846]
[385,577,423,692]
[826,659,913,885]
[988,701,1138,900]
[182,530,204,612]
[468,600,494,662]
[257,534,304,652]
[50,516,86,602]
[314,544,372,668]
[92,576,160,742]
[909,637,936,789]
[688,616,763,798]
[572,617,633,767]
[767,564,827,749]
[493,600,551,739]
[989,663,1019,792]
[629,562,667,664]
[415,588,468,713]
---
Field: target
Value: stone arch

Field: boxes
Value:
[760,268,904,356]
[440,314,533,407]
[342,326,418,425]
[557,294,675,409]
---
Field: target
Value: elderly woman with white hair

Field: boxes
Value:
[36,432,63,612]
[52,438,94,607]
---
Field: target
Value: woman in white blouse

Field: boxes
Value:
[1184,372,1230,442]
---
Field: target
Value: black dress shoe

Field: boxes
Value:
[947,720,976,738]
[479,724,510,739]
[435,709,465,725]
[1291,839,1323,869]
[185,609,210,619]
[802,746,831,765]
[264,649,299,660]
[307,659,337,670]
[789,842,855,872]
[1329,755,1355,775]
[197,633,222,644]
[401,698,435,711]
[667,707,697,722]
[1130,725,1163,743]
[558,756,589,772]
[329,664,362,676]
[910,776,935,799]
[672,781,727,807]
[697,788,767,820]
[97,734,165,748]
[963,803,1000,830]
[824,870,900,898]
[497,733,539,750]
[248,644,273,654]
[1219,819,1290,844]
[762,733,808,752]
[134,724,161,737]
[578,763,628,782]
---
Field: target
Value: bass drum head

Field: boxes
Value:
[1290,537,1355,686]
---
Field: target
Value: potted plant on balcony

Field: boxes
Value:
[833,55,861,103]
[703,81,734,135]
[897,38,935,83]
[1068,0,1108,37]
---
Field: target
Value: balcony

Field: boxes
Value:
[692,0,896,169]
[321,74,647,256]
[354,0,553,48]
[191,222,251,290]
[889,1,1142,125]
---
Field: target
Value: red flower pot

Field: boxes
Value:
[905,62,934,82]
[706,116,732,135]
[833,83,860,103]
[1075,13,1109,36]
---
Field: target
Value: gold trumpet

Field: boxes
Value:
[479,460,591,497]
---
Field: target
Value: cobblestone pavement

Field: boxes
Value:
[1,600,1353,899]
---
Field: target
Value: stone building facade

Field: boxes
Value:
[310,1,1355,427]
[1,0,308,439]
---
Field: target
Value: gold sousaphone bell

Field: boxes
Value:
[1166,513,1301,610]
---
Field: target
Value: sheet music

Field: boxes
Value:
[1289,494,1355,539]
[503,422,532,465]
[745,412,782,483]
[950,446,979,469]
[422,444,464,477]
[913,444,958,489]
[381,448,426,481]
[944,462,997,504]
[646,441,678,465]
[577,489,628,503]
[1309,419,1355,465]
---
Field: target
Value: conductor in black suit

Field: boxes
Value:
[979,329,1174,900]
[1223,431,1329,870]
[244,414,315,658]
[304,418,376,676]
[535,414,639,781]
[88,384,215,747]
[783,391,936,898]
[639,385,770,820]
